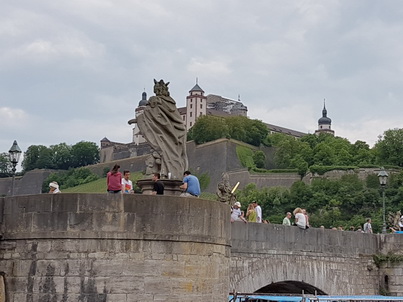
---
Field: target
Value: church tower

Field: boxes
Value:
[315,100,335,136]
[186,79,207,129]
[132,91,148,144]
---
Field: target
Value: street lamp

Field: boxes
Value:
[8,140,22,196]
[377,167,389,234]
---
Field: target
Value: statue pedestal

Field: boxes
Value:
[137,179,183,196]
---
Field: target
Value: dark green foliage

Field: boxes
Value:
[102,166,110,177]
[375,128,403,167]
[187,115,229,144]
[309,165,358,175]
[188,115,268,146]
[42,167,99,192]
[236,171,402,233]
[71,141,100,167]
[22,145,51,171]
[253,151,266,168]
[22,141,99,172]
[0,152,12,177]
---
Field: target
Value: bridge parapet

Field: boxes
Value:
[0,194,231,302]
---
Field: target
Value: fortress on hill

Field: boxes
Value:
[100,81,334,163]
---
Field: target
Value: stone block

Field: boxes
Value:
[93,212,124,232]
[107,276,144,294]
[78,193,123,213]
[68,213,93,231]
[52,194,78,212]
[32,212,68,232]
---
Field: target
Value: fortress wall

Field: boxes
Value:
[230,223,381,295]
[227,170,303,191]
[0,194,231,302]
[187,139,245,193]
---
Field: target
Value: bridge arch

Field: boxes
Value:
[255,280,326,295]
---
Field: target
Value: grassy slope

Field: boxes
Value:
[63,178,107,193]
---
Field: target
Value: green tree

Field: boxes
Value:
[313,142,335,165]
[22,145,50,171]
[187,115,229,144]
[290,155,309,179]
[0,153,12,177]
[351,140,375,165]
[71,141,100,167]
[253,151,266,168]
[50,143,72,170]
[374,128,403,167]
[189,115,268,146]
[242,118,268,146]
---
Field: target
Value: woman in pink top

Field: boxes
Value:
[107,164,122,193]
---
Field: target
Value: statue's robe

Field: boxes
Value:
[137,95,188,179]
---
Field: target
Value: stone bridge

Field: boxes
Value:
[1,194,403,302]
[230,222,403,296]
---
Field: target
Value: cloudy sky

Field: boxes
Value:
[2,0,403,162]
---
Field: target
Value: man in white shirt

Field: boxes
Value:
[253,201,262,223]
[121,170,134,194]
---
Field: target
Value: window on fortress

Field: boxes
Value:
[200,104,202,109]
[190,122,192,127]
[190,104,193,109]
[190,112,192,117]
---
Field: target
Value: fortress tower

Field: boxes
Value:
[315,100,334,136]
[132,91,148,145]
[185,80,207,129]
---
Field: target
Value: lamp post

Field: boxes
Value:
[377,167,389,234]
[8,140,22,196]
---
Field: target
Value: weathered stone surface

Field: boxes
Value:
[0,193,230,301]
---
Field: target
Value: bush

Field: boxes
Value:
[309,165,358,175]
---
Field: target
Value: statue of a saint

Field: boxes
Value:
[216,172,237,205]
[137,79,188,179]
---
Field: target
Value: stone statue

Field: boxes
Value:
[137,79,188,179]
[388,210,402,230]
[216,172,237,205]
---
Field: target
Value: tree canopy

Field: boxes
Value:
[374,128,403,167]
[22,141,99,172]
[187,115,268,146]
[0,153,12,177]
[236,170,403,233]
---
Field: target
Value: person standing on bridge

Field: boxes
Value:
[282,212,292,226]
[246,203,257,222]
[363,218,373,233]
[107,164,122,194]
[253,201,262,223]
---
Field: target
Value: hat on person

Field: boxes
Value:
[234,201,241,207]
[49,182,59,189]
